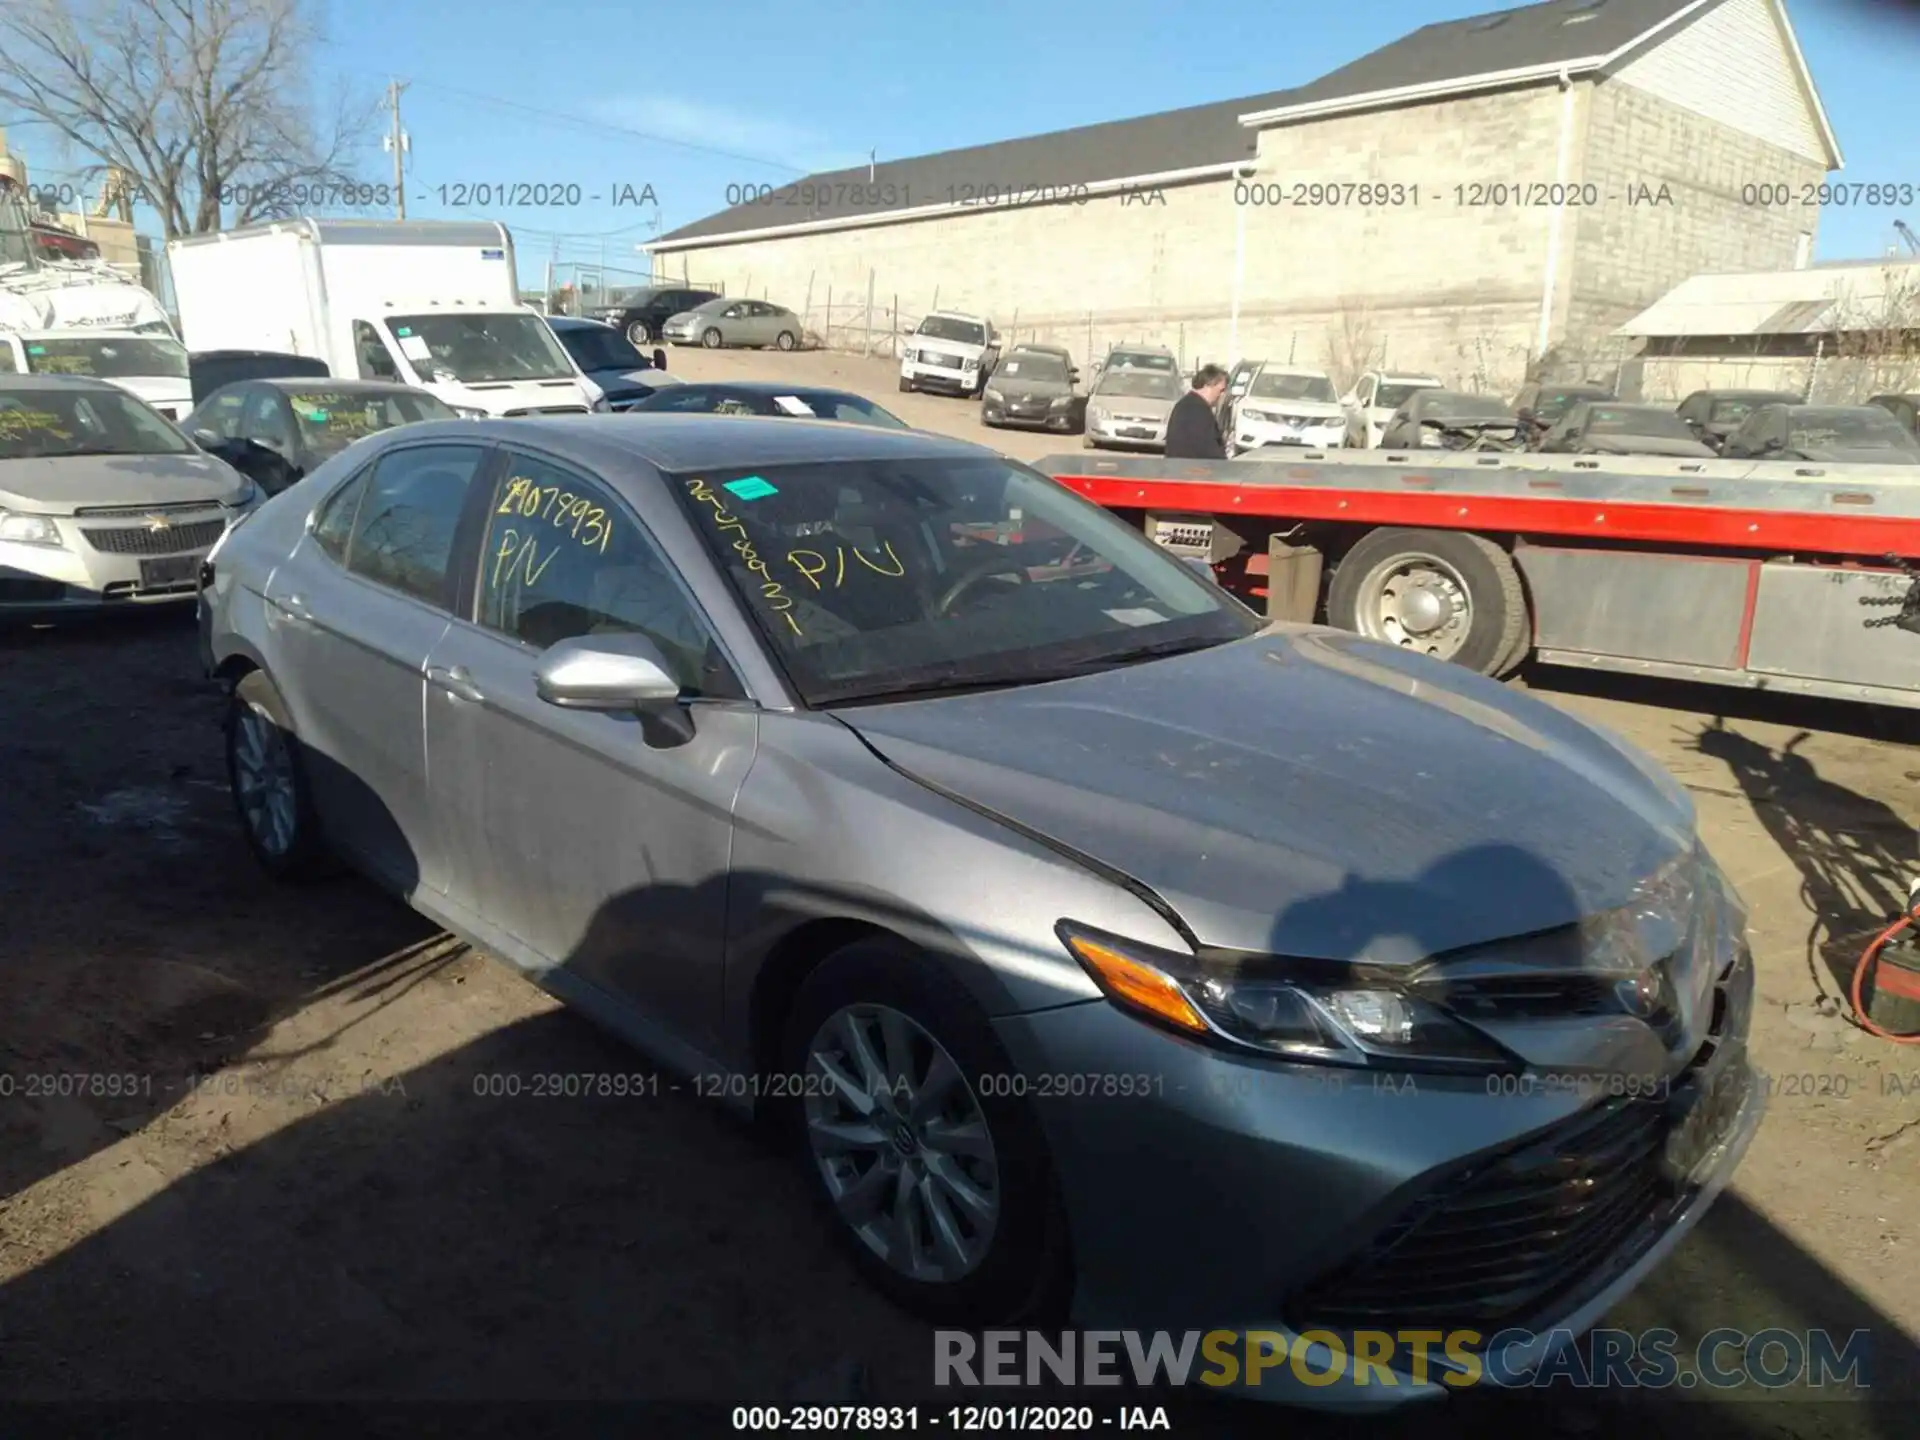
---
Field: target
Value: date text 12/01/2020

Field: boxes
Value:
[212,181,658,208]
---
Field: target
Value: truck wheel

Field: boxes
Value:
[1327,528,1526,677]
[899,377,913,393]
[703,328,724,349]
[626,320,653,347]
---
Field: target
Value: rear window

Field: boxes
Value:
[1583,406,1696,440]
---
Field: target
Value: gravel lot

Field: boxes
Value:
[0,344,1915,1436]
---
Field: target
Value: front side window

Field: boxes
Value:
[313,468,371,564]
[476,452,728,693]
[190,387,250,441]
[285,388,458,462]
[0,385,192,458]
[1374,382,1434,410]
[244,388,297,453]
[668,455,1259,706]
[344,444,488,606]
[557,325,649,372]
[355,321,400,381]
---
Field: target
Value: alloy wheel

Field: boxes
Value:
[231,703,297,856]
[802,1003,1001,1284]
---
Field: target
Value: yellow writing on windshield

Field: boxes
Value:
[496,475,610,552]
[32,355,92,375]
[684,476,803,636]
[0,408,75,439]
[786,541,905,589]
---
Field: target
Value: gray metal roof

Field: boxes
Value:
[657,0,1706,249]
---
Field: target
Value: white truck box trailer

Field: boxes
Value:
[166,219,593,417]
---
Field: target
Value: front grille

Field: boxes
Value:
[74,501,214,519]
[504,405,590,416]
[927,352,964,369]
[101,578,198,599]
[1292,1097,1672,1332]
[81,519,226,556]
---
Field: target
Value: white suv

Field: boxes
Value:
[900,312,1000,398]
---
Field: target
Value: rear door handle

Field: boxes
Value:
[427,664,485,703]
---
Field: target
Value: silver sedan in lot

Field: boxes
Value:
[200,415,1761,1404]
[1,375,256,616]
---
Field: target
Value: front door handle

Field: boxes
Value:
[276,592,312,622]
[427,664,485,703]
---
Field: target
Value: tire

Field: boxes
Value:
[224,670,334,881]
[775,330,796,352]
[780,938,1072,1326]
[1490,619,1534,680]
[1326,527,1527,678]
[702,327,723,349]
[898,377,913,393]
[626,320,653,347]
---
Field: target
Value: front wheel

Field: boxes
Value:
[225,671,333,880]
[1326,527,1527,677]
[703,327,723,349]
[898,376,913,393]
[780,939,1071,1325]
[626,320,653,347]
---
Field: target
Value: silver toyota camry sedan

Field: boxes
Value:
[199,415,1762,1405]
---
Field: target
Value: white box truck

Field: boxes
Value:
[166,219,596,417]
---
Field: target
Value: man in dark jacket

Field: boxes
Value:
[1164,364,1230,459]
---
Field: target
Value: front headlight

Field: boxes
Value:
[222,479,260,509]
[1051,395,1073,408]
[1059,924,1516,1071]
[984,388,1004,404]
[0,510,65,548]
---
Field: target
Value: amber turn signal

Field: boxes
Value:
[1063,932,1209,1036]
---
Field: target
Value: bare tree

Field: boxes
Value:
[1825,264,1920,399]
[1323,299,1383,394]
[0,0,376,238]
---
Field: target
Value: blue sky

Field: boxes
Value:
[14,0,1920,285]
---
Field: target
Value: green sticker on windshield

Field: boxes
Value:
[26,345,45,355]
[724,476,778,501]
[395,326,412,336]
[302,407,329,422]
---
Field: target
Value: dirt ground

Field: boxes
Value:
[1,347,1916,1436]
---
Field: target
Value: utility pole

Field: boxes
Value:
[383,79,410,220]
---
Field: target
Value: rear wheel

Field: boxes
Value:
[1326,527,1527,677]
[224,671,333,880]
[775,330,797,352]
[780,939,1071,1325]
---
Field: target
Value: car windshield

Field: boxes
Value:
[384,313,573,383]
[1248,371,1337,403]
[917,316,988,346]
[1789,408,1919,450]
[1375,381,1437,409]
[1709,395,1793,425]
[997,354,1069,384]
[21,336,190,379]
[669,455,1259,705]
[1095,370,1182,401]
[1584,405,1697,440]
[0,385,192,459]
[1426,393,1514,421]
[284,388,460,460]
[557,325,651,372]
[1535,388,1608,421]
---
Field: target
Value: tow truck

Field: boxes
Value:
[1034,446,1920,711]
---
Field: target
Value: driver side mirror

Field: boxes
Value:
[534,632,694,745]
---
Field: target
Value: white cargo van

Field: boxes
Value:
[0,329,194,421]
[167,219,596,418]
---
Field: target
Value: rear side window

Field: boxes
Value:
[313,468,371,563]
[344,444,488,606]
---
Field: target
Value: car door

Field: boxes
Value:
[420,445,758,1048]
[261,441,493,894]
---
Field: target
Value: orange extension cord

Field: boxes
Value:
[1851,902,1920,1044]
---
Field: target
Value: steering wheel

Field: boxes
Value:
[934,555,1031,616]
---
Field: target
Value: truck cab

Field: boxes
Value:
[345,306,594,417]
[0,328,193,421]
[900,311,1000,397]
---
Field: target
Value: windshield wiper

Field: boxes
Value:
[823,674,1044,706]
[1057,634,1228,674]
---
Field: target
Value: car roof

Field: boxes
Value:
[1109,343,1173,354]
[1253,363,1332,378]
[254,378,431,396]
[388,414,982,473]
[547,315,615,331]
[0,373,128,394]
[1699,389,1798,399]
[1008,342,1069,356]
[679,382,873,400]
[1377,373,1441,384]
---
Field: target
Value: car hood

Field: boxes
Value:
[1091,392,1176,417]
[1239,397,1345,421]
[840,628,1693,962]
[0,451,245,513]
[913,335,990,359]
[1583,434,1716,458]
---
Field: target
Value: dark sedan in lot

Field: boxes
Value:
[592,285,722,347]
[1719,403,1920,464]
[199,414,1761,1406]
[1537,402,1717,458]
[981,345,1084,433]
[183,377,459,494]
[1674,389,1801,451]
